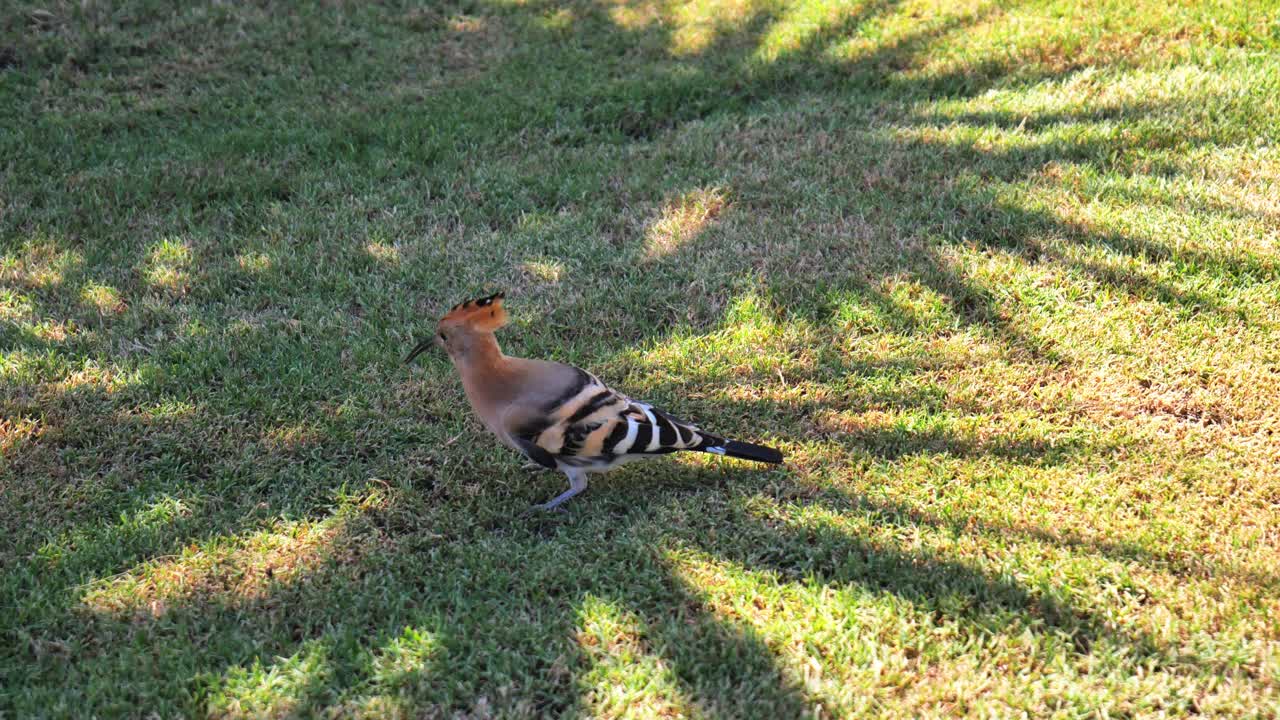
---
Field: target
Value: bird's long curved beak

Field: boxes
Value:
[404,337,434,365]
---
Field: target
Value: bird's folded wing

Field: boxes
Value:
[503,369,709,467]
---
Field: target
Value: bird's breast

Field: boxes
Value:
[459,370,519,442]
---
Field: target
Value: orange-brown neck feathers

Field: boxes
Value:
[442,291,508,332]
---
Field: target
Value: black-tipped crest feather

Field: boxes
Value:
[452,290,505,311]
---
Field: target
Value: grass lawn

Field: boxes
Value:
[3,0,1279,716]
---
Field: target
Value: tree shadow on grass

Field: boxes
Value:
[55,446,1256,717]
[3,0,1277,714]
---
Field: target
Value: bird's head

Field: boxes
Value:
[405,291,508,364]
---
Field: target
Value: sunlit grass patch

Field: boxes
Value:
[0,348,138,394]
[205,641,333,720]
[0,416,40,456]
[136,397,200,421]
[235,251,274,275]
[670,0,777,56]
[520,257,567,283]
[364,241,401,265]
[662,538,1009,716]
[367,625,441,688]
[670,492,1269,693]
[616,291,818,395]
[261,422,324,453]
[643,187,729,259]
[752,0,865,61]
[1187,145,1280,217]
[575,595,692,718]
[0,236,83,290]
[608,0,664,31]
[0,288,35,322]
[80,518,340,619]
[79,281,126,316]
[142,239,193,294]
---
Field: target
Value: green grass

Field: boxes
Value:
[2,0,1279,716]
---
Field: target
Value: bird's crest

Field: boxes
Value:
[442,291,508,331]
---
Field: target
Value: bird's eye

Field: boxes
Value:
[438,331,447,341]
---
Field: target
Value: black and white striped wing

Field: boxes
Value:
[514,370,713,470]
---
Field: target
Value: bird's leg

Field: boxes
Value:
[521,461,552,473]
[532,470,588,511]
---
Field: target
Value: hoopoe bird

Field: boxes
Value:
[405,292,784,510]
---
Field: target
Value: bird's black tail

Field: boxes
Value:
[697,436,784,464]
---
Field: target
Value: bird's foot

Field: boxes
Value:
[523,497,574,517]
[521,461,552,473]
[523,470,587,515]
